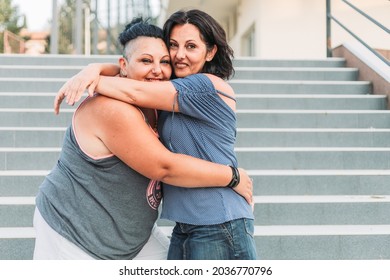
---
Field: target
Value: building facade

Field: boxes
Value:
[159,0,390,59]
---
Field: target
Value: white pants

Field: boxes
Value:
[33,208,169,260]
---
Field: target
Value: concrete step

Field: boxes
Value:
[2,224,390,259]
[233,67,359,81]
[249,170,390,195]
[236,147,390,169]
[230,80,372,94]
[2,195,390,227]
[235,128,390,147]
[255,225,390,259]
[0,171,45,196]
[3,127,390,148]
[253,195,390,225]
[0,54,346,68]
[0,197,35,227]
[0,127,66,147]
[0,79,372,94]
[0,148,60,170]
[236,110,390,128]
[232,57,347,68]
[2,147,390,170]
[0,78,68,93]
[0,233,35,260]
[236,94,387,110]
[2,170,390,197]
[0,109,73,127]
[0,54,119,66]
[0,65,358,81]
[0,93,57,109]
[0,66,82,78]
[1,93,385,110]
[3,109,390,128]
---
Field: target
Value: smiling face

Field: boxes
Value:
[120,36,172,81]
[168,23,217,78]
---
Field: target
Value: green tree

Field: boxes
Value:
[0,0,26,53]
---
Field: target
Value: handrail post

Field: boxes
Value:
[50,0,58,54]
[326,0,332,57]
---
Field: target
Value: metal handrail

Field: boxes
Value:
[326,0,390,66]
[342,0,390,33]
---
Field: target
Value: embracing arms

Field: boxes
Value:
[78,95,253,205]
[55,63,176,113]
[55,63,235,114]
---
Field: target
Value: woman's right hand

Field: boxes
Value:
[54,63,103,114]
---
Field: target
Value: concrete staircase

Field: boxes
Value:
[1,54,390,259]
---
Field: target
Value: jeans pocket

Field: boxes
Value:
[243,218,255,238]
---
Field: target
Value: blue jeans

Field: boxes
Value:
[167,218,257,260]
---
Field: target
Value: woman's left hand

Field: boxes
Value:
[233,168,253,206]
[54,64,102,114]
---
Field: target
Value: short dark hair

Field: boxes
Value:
[163,9,235,80]
[118,17,164,50]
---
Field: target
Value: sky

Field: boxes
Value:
[13,0,52,31]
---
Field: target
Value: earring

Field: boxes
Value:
[120,70,127,77]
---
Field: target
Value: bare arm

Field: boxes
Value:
[94,74,236,112]
[55,65,176,114]
[95,76,179,111]
[55,64,236,114]
[88,96,253,204]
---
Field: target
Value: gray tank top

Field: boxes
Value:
[36,123,161,259]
